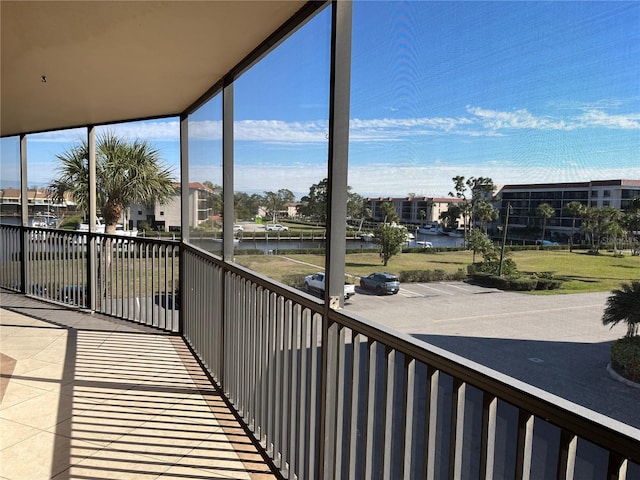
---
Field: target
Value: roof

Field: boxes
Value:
[500,179,640,190]
[1,1,312,137]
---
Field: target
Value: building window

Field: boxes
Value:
[160,211,164,216]
[603,201,610,207]
[603,190,611,198]
[138,210,142,215]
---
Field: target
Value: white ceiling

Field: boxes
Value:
[1,0,310,137]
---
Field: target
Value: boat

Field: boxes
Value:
[360,232,375,242]
[417,222,442,235]
[445,228,465,238]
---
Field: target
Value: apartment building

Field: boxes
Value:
[130,182,216,232]
[497,179,640,236]
[367,196,465,225]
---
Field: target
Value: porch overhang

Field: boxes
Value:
[0,0,310,137]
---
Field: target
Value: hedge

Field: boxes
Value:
[610,336,640,383]
[399,269,467,283]
[469,273,538,291]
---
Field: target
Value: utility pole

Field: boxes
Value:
[498,202,511,276]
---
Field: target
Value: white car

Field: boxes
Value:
[233,224,244,232]
[265,224,288,231]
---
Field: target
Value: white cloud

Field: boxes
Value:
[576,110,640,129]
[466,106,569,130]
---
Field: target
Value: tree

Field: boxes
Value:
[234,192,262,220]
[564,201,586,252]
[419,209,427,226]
[298,178,365,223]
[379,201,399,223]
[50,132,176,233]
[449,176,496,246]
[299,178,328,221]
[473,200,499,233]
[581,206,620,253]
[602,281,640,338]
[373,223,406,266]
[622,196,640,256]
[535,203,555,242]
[468,228,493,263]
[261,189,294,223]
[439,204,462,230]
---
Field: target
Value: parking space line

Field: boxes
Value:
[445,283,476,292]
[416,284,455,295]
[432,303,603,323]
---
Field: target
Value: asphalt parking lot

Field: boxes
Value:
[343,282,640,431]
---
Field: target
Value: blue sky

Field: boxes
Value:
[3,1,639,198]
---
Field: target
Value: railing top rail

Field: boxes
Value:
[183,241,324,312]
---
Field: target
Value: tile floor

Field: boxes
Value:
[0,290,278,480]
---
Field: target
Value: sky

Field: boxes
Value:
[2,1,639,199]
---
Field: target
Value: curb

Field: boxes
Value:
[607,363,640,390]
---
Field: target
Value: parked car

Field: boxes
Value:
[59,285,86,305]
[359,273,400,295]
[233,224,244,232]
[265,224,288,231]
[304,272,356,300]
[536,239,559,246]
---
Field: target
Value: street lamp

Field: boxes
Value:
[498,202,512,276]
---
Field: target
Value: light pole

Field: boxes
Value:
[498,202,512,276]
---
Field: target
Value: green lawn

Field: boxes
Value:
[235,249,640,294]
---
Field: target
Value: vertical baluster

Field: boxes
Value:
[515,411,534,480]
[479,393,497,479]
[425,367,440,480]
[449,378,467,480]
[382,348,396,480]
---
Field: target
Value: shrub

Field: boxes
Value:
[60,215,83,230]
[469,273,538,291]
[508,277,538,291]
[281,274,308,288]
[610,336,640,383]
[398,269,466,283]
[467,258,518,276]
[534,272,564,290]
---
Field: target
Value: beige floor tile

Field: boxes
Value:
[5,325,66,338]
[9,357,57,376]
[0,418,42,450]
[162,463,251,479]
[0,390,72,430]
[0,378,51,411]
[0,429,100,480]
[56,447,172,480]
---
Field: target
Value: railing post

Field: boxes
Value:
[87,126,97,311]
[179,113,189,334]
[19,134,28,293]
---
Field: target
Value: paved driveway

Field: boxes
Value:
[345,283,640,431]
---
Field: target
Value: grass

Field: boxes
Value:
[234,249,640,294]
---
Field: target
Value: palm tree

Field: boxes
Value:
[50,132,176,233]
[473,200,499,234]
[602,281,640,338]
[380,201,399,224]
[564,201,586,252]
[419,209,426,226]
[536,203,555,243]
